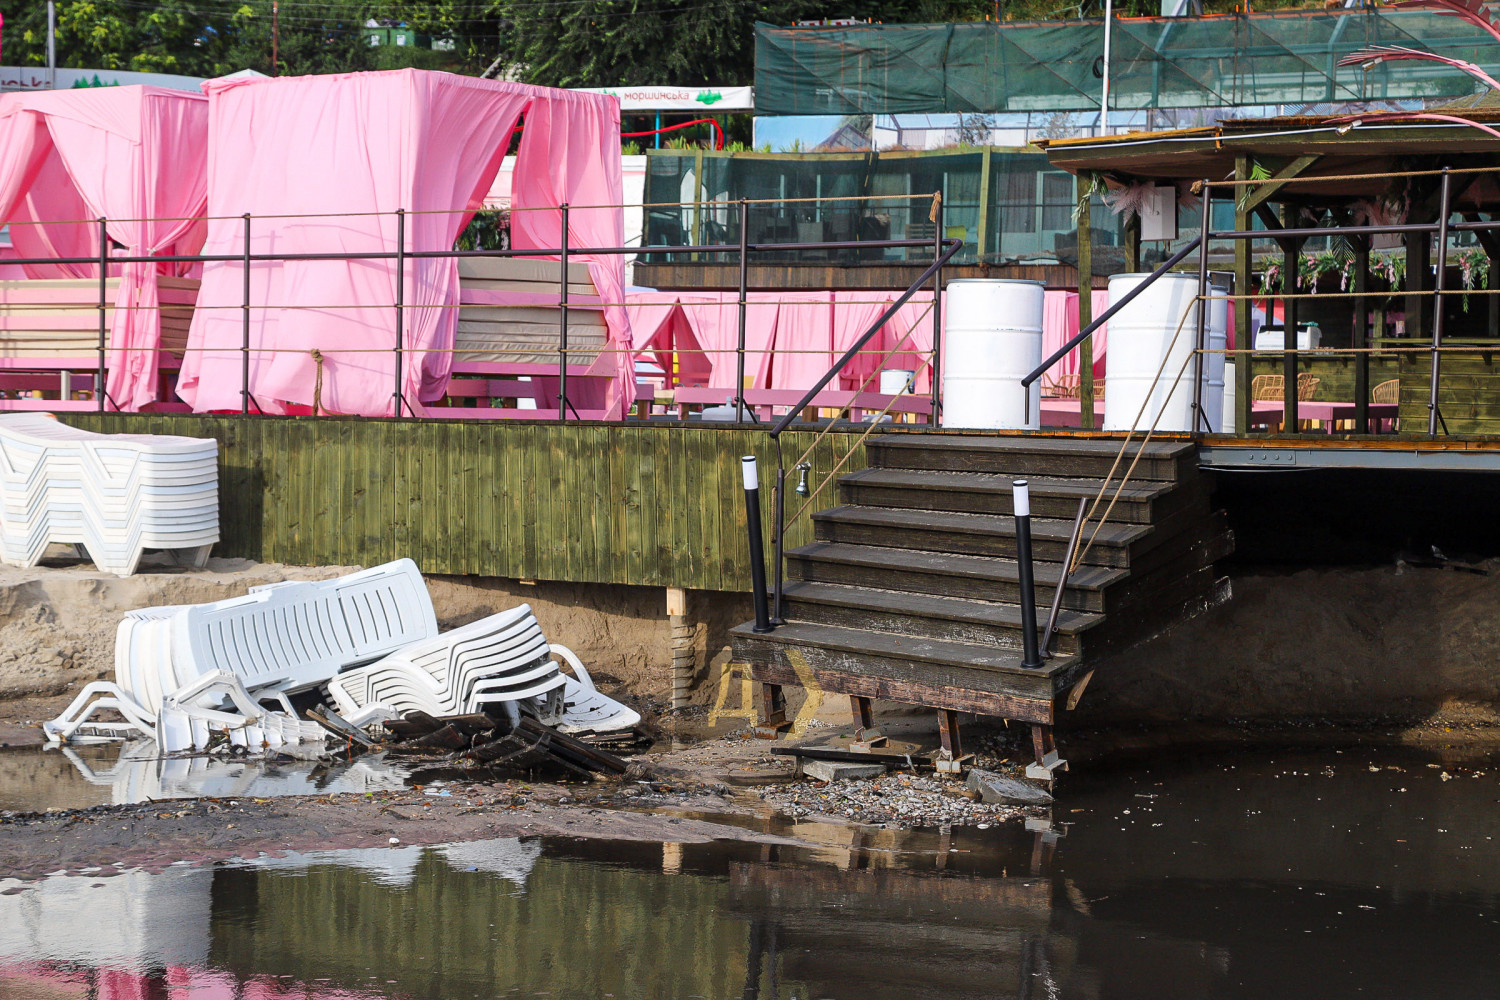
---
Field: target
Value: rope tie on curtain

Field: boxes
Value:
[310,348,326,415]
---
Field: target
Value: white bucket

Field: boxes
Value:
[879,369,916,395]
[1103,272,1204,432]
[940,279,1044,429]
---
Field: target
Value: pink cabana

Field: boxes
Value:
[0,86,208,409]
[177,69,631,417]
[1044,289,1109,381]
[675,291,780,392]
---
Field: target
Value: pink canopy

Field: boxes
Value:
[177,69,632,417]
[0,86,208,409]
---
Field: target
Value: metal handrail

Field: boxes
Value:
[1021,234,1204,392]
[768,238,965,440]
[755,236,964,629]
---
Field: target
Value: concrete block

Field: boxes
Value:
[803,759,885,782]
[965,768,1054,806]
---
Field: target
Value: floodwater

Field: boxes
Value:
[0,742,418,811]
[1,740,1498,999]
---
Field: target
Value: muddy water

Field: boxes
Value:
[1,740,1498,999]
[0,742,419,810]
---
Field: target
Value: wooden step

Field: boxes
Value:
[784,541,1125,613]
[867,433,1197,482]
[812,504,1151,568]
[839,468,1187,524]
[779,580,1102,655]
[730,620,1086,706]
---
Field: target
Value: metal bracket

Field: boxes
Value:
[934,751,975,776]
[851,726,888,752]
[1025,750,1069,782]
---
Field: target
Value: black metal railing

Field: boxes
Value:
[0,201,950,421]
[755,236,966,628]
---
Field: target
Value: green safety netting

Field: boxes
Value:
[642,149,1122,267]
[755,9,1500,115]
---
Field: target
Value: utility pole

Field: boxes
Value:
[46,1,56,90]
[1099,0,1112,136]
[271,0,279,76]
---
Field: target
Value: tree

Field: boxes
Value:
[0,0,462,78]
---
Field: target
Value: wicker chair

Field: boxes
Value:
[1250,373,1320,430]
[1371,379,1399,404]
[1044,373,1081,398]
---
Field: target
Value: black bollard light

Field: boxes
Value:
[1013,479,1043,669]
[743,455,774,633]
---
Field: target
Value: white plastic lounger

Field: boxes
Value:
[327,606,640,733]
[0,413,219,576]
[47,560,436,742]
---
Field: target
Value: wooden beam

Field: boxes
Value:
[1077,172,1095,430]
[1236,154,1322,215]
[1123,211,1142,273]
[1234,155,1254,436]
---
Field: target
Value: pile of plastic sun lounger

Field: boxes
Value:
[44,558,641,754]
[0,413,219,577]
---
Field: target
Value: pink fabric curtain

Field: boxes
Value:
[625,291,709,385]
[767,292,832,391]
[179,70,627,417]
[509,91,633,418]
[1041,290,1108,381]
[676,291,778,391]
[8,149,100,280]
[830,290,900,390]
[887,292,941,393]
[0,86,210,409]
[0,101,51,222]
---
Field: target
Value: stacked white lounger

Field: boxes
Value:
[45,558,639,752]
[0,413,218,577]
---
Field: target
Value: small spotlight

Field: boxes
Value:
[1336,119,1363,135]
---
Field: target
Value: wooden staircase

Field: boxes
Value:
[730,433,1233,772]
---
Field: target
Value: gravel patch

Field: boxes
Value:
[758,771,1042,828]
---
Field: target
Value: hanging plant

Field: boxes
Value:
[1072,172,1107,226]
[1102,180,1158,221]
[1457,246,1490,312]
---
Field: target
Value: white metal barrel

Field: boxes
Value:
[940,279,1044,429]
[1103,272,1203,432]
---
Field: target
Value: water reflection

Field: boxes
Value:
[0,743,1496,999]
[0,741,412,810]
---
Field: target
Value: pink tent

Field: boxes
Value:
[0,86,208,409]
[177,69,631,418]
[1043,289,1109,380]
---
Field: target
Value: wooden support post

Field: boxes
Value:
[1407,227,1430,345]
[849,694,886,749]
[1234,155,1254,436]
[1352,235,1370,434]
[934,709,973,774]
[1281,203,1300,433]
[1123,211,1142,274]
[850,695,875,731]
[1031,723,1057,765]
[1077,172,1096,429]
[667,587,693,710]
[754,681,789,739]
[937,709,962,758]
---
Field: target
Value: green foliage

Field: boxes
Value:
[0,0,470,78]
[454,209,509,251]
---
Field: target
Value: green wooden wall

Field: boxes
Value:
[60,415,868,592]
[1397,353,1500,434]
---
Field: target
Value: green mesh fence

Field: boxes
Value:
[755,9,1500,115]
[642,148,1122,268]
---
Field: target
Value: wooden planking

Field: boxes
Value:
[54,415,867,590]
[1396,353,1500,434]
